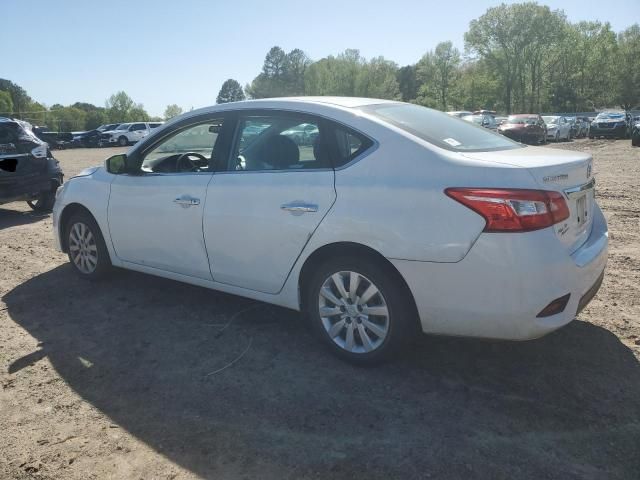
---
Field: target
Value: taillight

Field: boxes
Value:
[445,188,570,232]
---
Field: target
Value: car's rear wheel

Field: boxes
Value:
[305,257,413,365]
[118,136,128,147]
[65,211,111,279]
[27,177,62,212]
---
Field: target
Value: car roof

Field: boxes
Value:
[187,96,398,117]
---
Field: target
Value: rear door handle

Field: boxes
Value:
[281,202,318,215]
[174,196,200,207]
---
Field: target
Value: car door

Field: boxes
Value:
[203,111,336,294]
[108,115,230,280]
[128,123,147,143]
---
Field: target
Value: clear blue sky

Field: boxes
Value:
[4,0,639,117]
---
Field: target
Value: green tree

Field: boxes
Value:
[105,91,135,122]
[164,104,184,119]
[216,79,246,104]
[129,104,150,122]
[47,107,87,131]
[246,46,311,98]
[396,65,418,102]
[416,41,461,110]
[0,91,13,115]
[0,79,32,115]
[304,49,364,96]
[615,24,640,110]
[355,56,400,99]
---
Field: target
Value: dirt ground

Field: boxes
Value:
[1,140,639,479]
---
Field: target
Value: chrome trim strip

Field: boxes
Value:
[564,178,595,198]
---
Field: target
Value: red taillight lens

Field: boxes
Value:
[445,188,570,232]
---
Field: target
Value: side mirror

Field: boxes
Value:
[105,154,127,174]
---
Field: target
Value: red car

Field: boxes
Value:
[497,114,547,145]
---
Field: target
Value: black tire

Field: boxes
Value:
[64,211,111,280]
[118,136,128,147]
[632,135,640,147]
[589,135,594,139]
[27,177,61,212]
[304,256,415,365]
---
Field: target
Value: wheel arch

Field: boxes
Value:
[58,203,100,253]
[297,241,421,333]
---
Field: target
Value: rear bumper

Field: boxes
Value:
[0,173,51,204]
[392,204,608,340]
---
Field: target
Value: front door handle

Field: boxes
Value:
[174,196,200,207]
[281,202,318,215]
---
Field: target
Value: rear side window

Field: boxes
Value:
[360,103,522,152]
[0,124,18,144]
[331,127,373,168]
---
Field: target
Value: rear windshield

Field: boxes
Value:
[360,103,521,152]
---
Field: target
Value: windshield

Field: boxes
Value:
[116,124,130,130]
[542,116,559,124]
[360,103,521,152]
[507,116,537,124]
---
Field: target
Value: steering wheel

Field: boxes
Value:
[176,152,207,172]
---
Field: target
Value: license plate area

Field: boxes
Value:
[576,194,588,226]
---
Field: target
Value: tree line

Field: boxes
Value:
[2,2,638,132]
[240,3,639,113]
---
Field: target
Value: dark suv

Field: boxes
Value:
[0,118,64,211]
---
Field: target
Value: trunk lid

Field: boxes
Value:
[462,146,594,253]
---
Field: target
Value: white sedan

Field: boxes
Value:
[53,97,608,364]
[542,115,572,141]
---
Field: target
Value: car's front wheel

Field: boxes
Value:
[305,257,414,365]
[118,136,128,147]
[65,211,111,279]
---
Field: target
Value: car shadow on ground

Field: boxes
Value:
[0,207,49,230]
[3,265,640,479]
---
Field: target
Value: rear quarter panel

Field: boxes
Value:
[309,130,540,263]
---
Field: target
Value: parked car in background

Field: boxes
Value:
[631,117,640,147]
[461,113,497,130]
[0,117,63,211]
[576,117,591,138]
[497,114,547,144]
[52,97,607,364]
[494,116,508,126]
[100,122,164,146]
[565,117,579,139]
[589,112,628,139]
[446,111,473,118]
[72,129,103,148]
[96,123,120,133]
[32,127,74,149]
[542,116,571,142]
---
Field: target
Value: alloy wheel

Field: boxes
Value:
[68,222,98,274]
[318,271,390,354]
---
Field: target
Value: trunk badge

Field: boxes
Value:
[543,174,569,183]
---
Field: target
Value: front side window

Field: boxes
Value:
[116,124,130,131]
[140,119,224,173]
[360,103,521,152]
[230,114,330,171]
[131,123,146,131]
